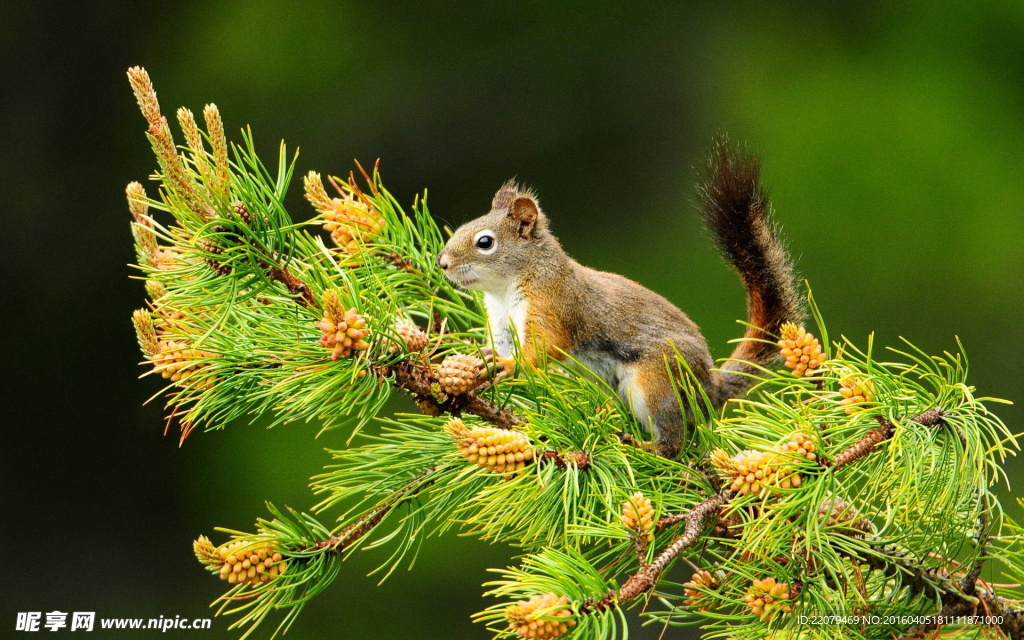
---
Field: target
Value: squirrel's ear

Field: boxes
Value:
[509,195,542,239]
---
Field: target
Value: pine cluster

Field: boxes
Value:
[505,593,576,639]
[619,492,655,543]
[708,431,816,497]
[778,322,826,376]
[194,536,288,587]
[122,68,1023,640]
[447,418,535,474]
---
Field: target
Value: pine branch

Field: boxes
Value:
[383,360,523,427]
[823,407,946,470]
[588,490,733,611]
[124,68,1022,640]
[309,465,440,552]
[862,542,1024,638]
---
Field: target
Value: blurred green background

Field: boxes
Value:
[2,1,1023,638]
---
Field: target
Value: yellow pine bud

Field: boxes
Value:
[708,448,736,474]
[713,449,774,497]
[200,539,288,588]
[838,376,874,415]
[316,189,385,252]
[505,593,576,639]
[127,182,159,267]
[778,432,816,462]
[444,417,471,442]
[303,171,334,215]
[436,353,486,396]
[202,104,231,200]
[777,323,826,377]
[620,492,656,543]
[177,107,205,158]
[710,443,808,498]
[448,420,534,475]
[145,280,168,301]
[154,247,184,271]
[683,569,724,611]
[151,340,217,389]
[193,535,220,568]
[744,577,794,622]
[133,309,160,358]
[126,66,161,126]
[126,67,206,219]
[318,291,371,360]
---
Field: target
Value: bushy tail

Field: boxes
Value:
[698,137,804,407]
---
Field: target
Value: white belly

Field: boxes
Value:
[484,287,527,358]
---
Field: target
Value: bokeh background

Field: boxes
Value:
[2,1,1023,638]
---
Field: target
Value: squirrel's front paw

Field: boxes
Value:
[480,346,515,382]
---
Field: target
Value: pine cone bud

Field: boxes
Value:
[505,593,576,639]
[389,320,429,353]
[132,309,160,358]
[818,497,873,535]
[710,448,778,497]
[713,505,743,538]
[620,492,655,543]
[198,538,288,587]
[155,247,183,271]
[145,280,168,301]
[198,238,231,275]
[778,432,816,462]
[232,200,251,225]
[709,442,809,497]
[683,569,724,611]
[446,419,534,474]
[150,340,217,389]
[304,172,384,252]
[318,290,370,360]
[323,196,384,251]
[744,577,794,622]
[838,376,874,414]
[778,323,826,377]
[437,353,485,396]
[193,535,220,567]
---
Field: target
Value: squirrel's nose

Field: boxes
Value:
[437,252,450,270]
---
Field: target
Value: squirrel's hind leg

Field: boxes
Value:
[618,360,685,459]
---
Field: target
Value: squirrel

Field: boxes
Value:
[436,139,803,458]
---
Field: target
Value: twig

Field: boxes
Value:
[267,264,317,307]
[587,491,733,611]
[310,466,439,552]
[823,408,945,470]
[962,493,992,595]
[386,360,523,427]
[858,541,1024,639]
[540,450,591,469]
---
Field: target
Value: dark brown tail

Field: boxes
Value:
[698,136,804,407]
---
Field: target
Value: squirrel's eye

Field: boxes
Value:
[473,231,497,254]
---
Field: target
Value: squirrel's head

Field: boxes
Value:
[437,181,552,293]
